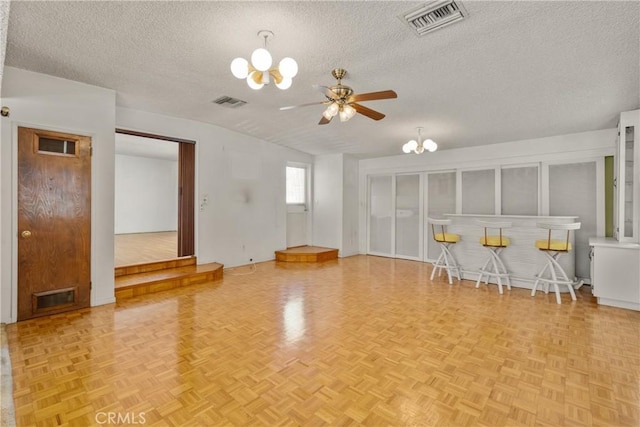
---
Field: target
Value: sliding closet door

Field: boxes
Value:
[548,161,597,280]
[462,169,495,214]
[395,174,421,260]
[426,172,456,261]
[368,175,394,256]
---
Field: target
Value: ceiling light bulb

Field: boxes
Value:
[343,104,356,120]
[424,139,438,152]
[407,140,418,151]
[415,143,425,154]
[279,57,298,78]
[247,72,264,90]
[251,48,272,71]
[230,57,249,79]
[326,102,339,117]
[402,143,412,154]
[322,108,333,120]
[339,108,349,122]
[275,76,292,90]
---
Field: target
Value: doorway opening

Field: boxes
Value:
[114,129,195,266]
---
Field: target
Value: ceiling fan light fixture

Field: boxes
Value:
[323,102,339,119]
[231,30,297,91]
[339,104,357,122]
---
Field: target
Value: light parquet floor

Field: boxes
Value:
[114,231,177,267]
[6,255,640,426]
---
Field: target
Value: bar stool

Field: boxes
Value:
[475,220,512,294]
[531,222,581,304]
[428,218,461,285]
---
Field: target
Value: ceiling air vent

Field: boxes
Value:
[399,0,468,36]
[213,96,247,108]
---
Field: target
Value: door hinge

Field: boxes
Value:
[90,146,93,156]
[90,281,92,290]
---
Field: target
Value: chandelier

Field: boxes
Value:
[230,30,298,90]
[402,127,437,154]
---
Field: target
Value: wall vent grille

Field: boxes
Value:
[213,96,247,108]
[399,0,468,36]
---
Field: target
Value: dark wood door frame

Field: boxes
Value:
[115,128,195,257]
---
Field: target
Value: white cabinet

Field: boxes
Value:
[615,109,640,242]
[590,237,640,311]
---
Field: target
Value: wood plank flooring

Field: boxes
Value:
[114,231,177,267]
[5,255,640,426]
[275,246,339,262]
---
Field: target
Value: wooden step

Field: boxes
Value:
[275,246,339,263]
[115,262,223,300]
[115,256,196,277]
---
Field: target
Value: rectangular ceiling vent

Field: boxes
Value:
[213,96,247,108]
[399,0,468,36]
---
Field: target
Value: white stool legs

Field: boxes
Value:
[531,251,576,304]
[476,247,511,294]
[430,242,461,285]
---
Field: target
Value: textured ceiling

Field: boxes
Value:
[5,1,640,158]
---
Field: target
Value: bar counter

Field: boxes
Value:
[442,214,579,289]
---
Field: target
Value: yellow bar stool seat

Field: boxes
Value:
[531,222,581,304]
[476,220,512,294]
[428,218,461,285]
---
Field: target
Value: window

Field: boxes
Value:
[286,166,306,205]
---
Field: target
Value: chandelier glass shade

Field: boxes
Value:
[230,30,298,90]
[402,127,437,154]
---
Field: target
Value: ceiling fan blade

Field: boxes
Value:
[313,84,340,100]
[351,103,386,121]
[348,90,398,103]
[280,101,330,111]
[319,115,332,125]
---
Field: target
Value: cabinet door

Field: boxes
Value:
[592,246,640,304]
[617,110,640,242]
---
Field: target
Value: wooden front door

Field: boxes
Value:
[17,127,92,321]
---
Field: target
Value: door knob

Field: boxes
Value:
[21,230,32,238]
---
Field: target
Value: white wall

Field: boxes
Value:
[312,154,343,251]
[115,107,313,268]
[342,154,359,257]
[1,67,116,322]
[114,154,178,234]
[311,153,360,257]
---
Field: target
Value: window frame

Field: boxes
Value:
[286,163,309,212]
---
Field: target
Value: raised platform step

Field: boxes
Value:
[275,246,339,263]
[115,256,196,277]
[115,262,223,300]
